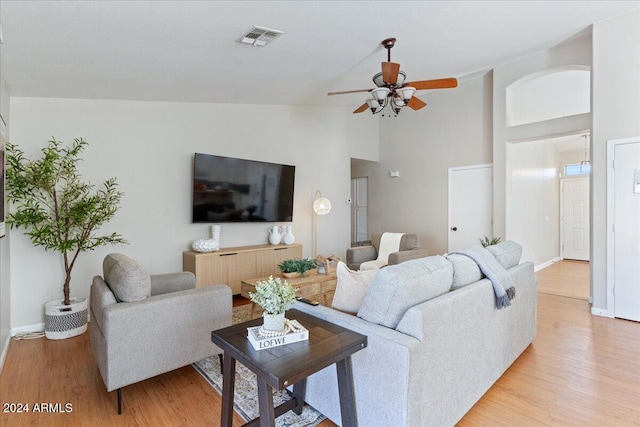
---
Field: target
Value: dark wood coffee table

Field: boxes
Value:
[210,309,367,427]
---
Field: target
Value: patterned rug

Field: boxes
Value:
[193,303,327,427]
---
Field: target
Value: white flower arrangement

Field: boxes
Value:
[249,276,298,315]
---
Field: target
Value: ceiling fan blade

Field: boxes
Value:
[405,78,458,90]
[382,62,401,85]
[353,103,369,114]
[407,96,427,110]
[328,88,373,96]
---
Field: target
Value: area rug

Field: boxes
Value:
[193,303,327,427]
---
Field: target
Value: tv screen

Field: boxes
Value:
[192,153,295,223]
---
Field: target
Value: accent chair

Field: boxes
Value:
[346,232,428,270]
[90,253,232,414]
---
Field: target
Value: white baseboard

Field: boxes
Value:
[534,257,562,272]
[591,307,613,318]
[0,334,11,375]
[11,322,45,336]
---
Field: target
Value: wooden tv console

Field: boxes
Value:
[183,243,302,294]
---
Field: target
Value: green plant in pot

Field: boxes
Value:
[6,137,126,339]
[278,258,317,278]
[479,235,502,248]
[249,276,297,331]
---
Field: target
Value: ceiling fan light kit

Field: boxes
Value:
[328,37,458,117]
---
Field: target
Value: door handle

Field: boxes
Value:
[451,227,458,231]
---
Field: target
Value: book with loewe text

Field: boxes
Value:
[247,322,309,351]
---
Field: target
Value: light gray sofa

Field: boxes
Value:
[293,243,537,426]
[347,233,428,270]
[90,253,232,413]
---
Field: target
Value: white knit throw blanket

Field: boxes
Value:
[377,232,404,262]
[360,232,405,271]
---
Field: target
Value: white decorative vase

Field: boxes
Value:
[268,225,282,245]
[192,224,221,252]
[44,297,88,340]
[283,225,295,245]
[262,312,286,332]
[211,224,221,244]
[192,238,218,252]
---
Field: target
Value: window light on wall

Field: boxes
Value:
[565,163,591,176]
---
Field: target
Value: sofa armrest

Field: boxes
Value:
[291,301,421,426]
[100,284,232,391]
[346,246,377,270]
[388,248,428,265]
[150,271,196,296]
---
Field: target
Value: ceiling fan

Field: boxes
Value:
[328,38,458,116]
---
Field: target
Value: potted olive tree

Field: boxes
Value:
[6,137,126,339]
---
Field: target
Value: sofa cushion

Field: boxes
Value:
[103,253,151,302]
[332,261,378,314]
[486,240,522,269]
[446,253,483,290]
[357,255,453,328]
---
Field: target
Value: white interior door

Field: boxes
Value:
[351,177,368,243]
[613,141,640,322]
[448,165,493,252]
[561,178,590,261]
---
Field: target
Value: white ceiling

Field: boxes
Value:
[1,1,638,107]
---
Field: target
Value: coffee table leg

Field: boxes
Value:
[336,356,358,427]
[221,353,236,427]
[257,377,276,427]
[292,378,307,415]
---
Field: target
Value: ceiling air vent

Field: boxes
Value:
[238,26,284,47]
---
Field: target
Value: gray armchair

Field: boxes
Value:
[346,233,428,270]
[90,253,232,414]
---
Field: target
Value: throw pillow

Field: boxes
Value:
[103,253,151,302]
[332,261,378,314]
[486,240,522,269]
[357,255,453,328]
[446,253,483,290]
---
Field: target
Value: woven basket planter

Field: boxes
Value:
[44,297,88,340]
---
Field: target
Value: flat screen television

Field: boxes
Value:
[192,153,295,223]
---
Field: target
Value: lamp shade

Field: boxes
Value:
[367,98,383,113]
[395,71,407,86]
[371,87,390,105]
[313,197,332,215]
[396,86,416,104]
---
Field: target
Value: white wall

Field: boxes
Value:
[592,9,640,314]
[506,139,560,266]
[9,98,377,329]
[493,34,592,243]
[507,68,590,127]
[0,75,11,371]
[355,73,493,255]
[558,148,586,174]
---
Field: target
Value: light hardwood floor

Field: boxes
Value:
[2,264,639,426]
[536,259,590,301]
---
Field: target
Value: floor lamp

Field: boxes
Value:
[312,190,331,258]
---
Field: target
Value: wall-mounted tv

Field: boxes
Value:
[192,153,295,223]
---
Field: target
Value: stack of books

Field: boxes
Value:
[247,321,309,351]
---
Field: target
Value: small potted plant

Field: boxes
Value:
[249,276,297,331]
[278,258,318,278]
[479,236,502,247]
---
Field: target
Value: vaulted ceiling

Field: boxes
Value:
[1,1,638,107]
